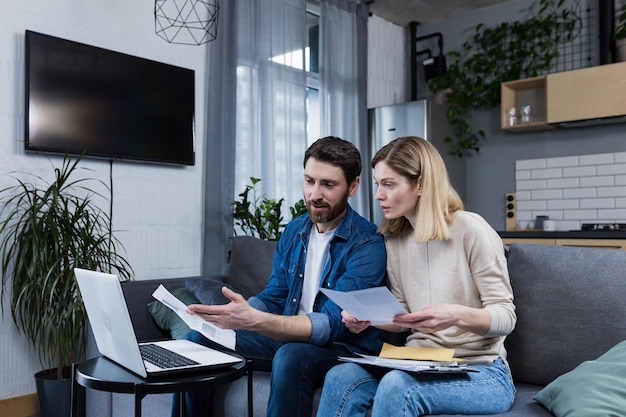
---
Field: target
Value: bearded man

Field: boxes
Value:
[176,136,387,417]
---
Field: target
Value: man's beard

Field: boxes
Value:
[306,193,349,224]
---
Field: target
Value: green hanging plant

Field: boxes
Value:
[428,0,582,158]
[233,177,307,241]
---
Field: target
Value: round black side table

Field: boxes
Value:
[71,355,252,417]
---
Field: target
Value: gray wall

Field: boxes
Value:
[414,0,626,230]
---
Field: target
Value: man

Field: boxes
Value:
[180,136,387,417]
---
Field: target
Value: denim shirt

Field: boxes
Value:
[248,205,387,355]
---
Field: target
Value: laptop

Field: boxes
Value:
[74,268,243,378]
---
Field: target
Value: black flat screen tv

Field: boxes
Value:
[25,30,195,166]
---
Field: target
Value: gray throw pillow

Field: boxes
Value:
[228,236,277,299]
[184,277,232,305]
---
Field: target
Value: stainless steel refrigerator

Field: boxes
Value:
[368,99,466,225]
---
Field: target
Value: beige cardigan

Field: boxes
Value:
[385,211,516,364]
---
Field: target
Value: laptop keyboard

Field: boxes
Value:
[139,343,199,369]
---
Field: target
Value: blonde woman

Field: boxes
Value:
[316,136,516,416]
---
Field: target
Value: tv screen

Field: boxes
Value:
[25,30,195,166]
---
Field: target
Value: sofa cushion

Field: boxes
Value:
[185,277,232,305]
[228,236,277,298]
[533,340,626,416]
[147,287,200,339]
[122,278,187,342]
[505,244,626,386]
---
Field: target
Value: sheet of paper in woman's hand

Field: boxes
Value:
[320,287,408,325]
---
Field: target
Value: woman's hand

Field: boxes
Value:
[341,310,371,334]
[393,303,490,335]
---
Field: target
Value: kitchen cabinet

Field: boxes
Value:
[502,237,626,250]
[554,239,626,250]
[501,237,555,246]
[501,61,626,132]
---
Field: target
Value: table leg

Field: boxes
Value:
[178,392,186,417]
[70,363,85,417]
[247,360,253,417]
[134,385,144,417]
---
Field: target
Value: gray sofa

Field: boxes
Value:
[86,239,626,417]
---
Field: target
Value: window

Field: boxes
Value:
[306,5,320,146]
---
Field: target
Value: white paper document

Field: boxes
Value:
[152,285,236,350]
[339,354,478,373]
[320,286,408,325]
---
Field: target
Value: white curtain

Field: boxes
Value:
[319,0,370,218]
[233,0,309,215]
[202,0,370,274]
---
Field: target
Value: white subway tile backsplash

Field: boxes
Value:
[563,188,596,198]
[517,179,547,190]
[546,156,579,168]
[547,199,579,210]
[597,186,626,197]
[515,152,626,226]
[580,153,614,166]
[597,163,626,176]
[563,210,597,219]
[546,178,579,189]
[532,168,562,179]
[615,152,626,163]
[563,166,595,178]
[531,189,562,200]
[517,200,547,210]
[597,209,626,220]
[580,198,615,209]
[580,176,614,187]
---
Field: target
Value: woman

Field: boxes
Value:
[316,136,516,416]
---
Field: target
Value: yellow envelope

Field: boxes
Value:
[379,343,456,361]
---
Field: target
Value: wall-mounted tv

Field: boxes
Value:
[25,30,195,166]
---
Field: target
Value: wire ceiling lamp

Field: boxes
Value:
[154,0,219,45]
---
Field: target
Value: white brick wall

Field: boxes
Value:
[515,152,626,230]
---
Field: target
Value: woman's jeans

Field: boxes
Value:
[172,329,341,417]
[316,358,516,417]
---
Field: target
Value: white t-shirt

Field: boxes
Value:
[297,225,335,315]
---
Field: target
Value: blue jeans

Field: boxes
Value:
[172,330,342,417]
[316,358,516,417]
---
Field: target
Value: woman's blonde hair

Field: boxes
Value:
[372,136,463,241]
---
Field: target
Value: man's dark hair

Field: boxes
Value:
[303,136,362,184]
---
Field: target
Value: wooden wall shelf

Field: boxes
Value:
[501,62,626,132]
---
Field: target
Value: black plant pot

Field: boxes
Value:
[34,368,71,417]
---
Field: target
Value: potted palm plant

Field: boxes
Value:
[0,155,132,417]
[616,3,626,62]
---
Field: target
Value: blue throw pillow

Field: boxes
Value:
[533,340,626,416]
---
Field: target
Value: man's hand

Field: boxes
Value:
[187,287,313,341]
[341,310,371,334]
[187,287,258,330]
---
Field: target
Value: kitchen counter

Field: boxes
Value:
[499,231,626,239]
